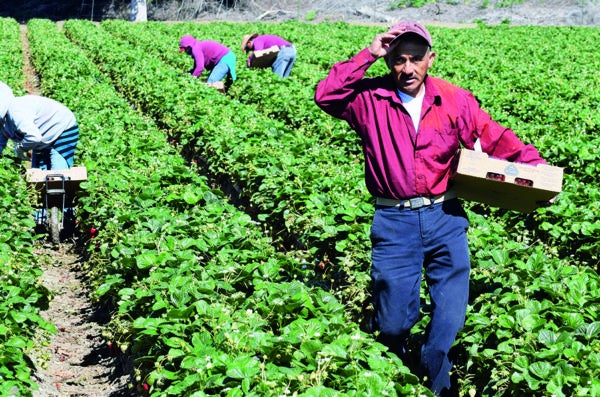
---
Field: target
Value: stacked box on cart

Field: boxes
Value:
[452,149,563,213]
[26,166,88,207]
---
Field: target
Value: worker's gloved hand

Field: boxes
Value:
[14,145,30,160]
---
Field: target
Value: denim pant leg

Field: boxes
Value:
[370,199,470,396]
[207,51,236,82]
[420,199,470,394]
[49,148,69,170]
[271,46,296,78]
[32,125,78,170]
[370,205,425,356]
[32,147,70,170]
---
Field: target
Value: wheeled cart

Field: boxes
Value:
[26,166,87,244]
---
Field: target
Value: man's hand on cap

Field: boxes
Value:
[368,29,404,58]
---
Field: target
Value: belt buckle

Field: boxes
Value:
[409,197,425,209]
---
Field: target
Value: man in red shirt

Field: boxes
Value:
[314,21,547,396]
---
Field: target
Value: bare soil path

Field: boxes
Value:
[30,245,130,397]
[19,24,132,397]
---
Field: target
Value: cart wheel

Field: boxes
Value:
[49,206,61,245]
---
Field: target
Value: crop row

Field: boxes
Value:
[0,18,56,395]
[61,20,377,322]
[1,16,598,396]
[23,17,427,396]
[97,19,600,268]
[59,19,600,396]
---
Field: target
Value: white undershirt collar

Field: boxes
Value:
[397,87,425,132]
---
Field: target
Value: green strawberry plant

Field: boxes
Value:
[0,16,595,397]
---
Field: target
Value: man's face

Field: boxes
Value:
[386,38,435,97]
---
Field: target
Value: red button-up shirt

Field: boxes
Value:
[314,48,547,200]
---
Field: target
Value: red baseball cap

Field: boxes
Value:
[388,21,432,47]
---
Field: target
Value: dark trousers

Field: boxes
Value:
[370,198,470,395]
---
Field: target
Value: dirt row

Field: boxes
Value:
[20,24,132,397]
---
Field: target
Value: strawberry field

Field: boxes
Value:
[0,17,598,396]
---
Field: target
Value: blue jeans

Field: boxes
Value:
[207,51,237,82]
[370,198,470,395]
[272,45,296,78]
[32,124,79,170]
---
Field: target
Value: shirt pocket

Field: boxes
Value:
[427,127,460,163]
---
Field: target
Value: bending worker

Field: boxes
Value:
[0,81,79,170]
[241,33,296,78]
[179,35,237,84]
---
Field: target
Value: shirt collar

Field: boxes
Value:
[375,74,441,107]
[423,76,442,106]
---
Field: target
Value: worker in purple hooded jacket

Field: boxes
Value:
[178,35,237,84]
[314,20,549,396]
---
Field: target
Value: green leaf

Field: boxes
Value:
[167,348,186,359]
[538,329,558,345]
[321,342,349,359]
[575,322,600,341]
[496,314,516,329]
[132,316,166,331]
[547,377,567,397]
[136,252,159,269]
[512,355,529,373]
[300,386,341,397]
[517,312,545,332]
[226,356,260,379]
[9,311,28,323]
[300,340,324,358]
[529,361,553,379]
[5,336,28,349]
[182,188,202,205]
